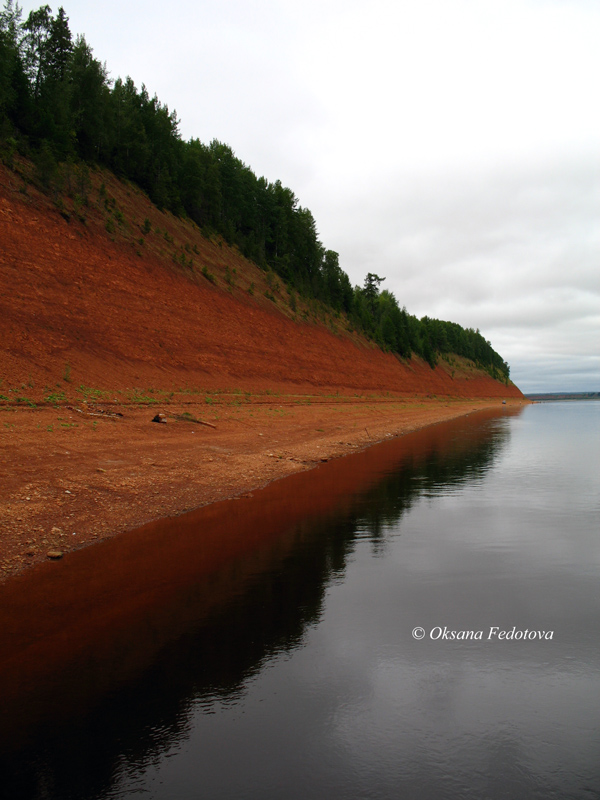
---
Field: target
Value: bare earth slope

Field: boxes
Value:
[0,161,525,581]
[0,161,521,399]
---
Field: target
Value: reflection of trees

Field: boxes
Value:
[353,419,511,542]
[2,417,511,800]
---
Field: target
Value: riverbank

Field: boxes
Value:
[0,394,527,582]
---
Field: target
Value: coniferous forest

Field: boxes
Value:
[0,2,510,381]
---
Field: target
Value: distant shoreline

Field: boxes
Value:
[526,392,600,402]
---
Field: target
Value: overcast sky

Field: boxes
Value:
[20,0,600,392]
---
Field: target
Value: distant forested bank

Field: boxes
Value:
[0,2,510,381]
[526,393,600,401]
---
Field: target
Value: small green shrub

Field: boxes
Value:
[45,391,66,404]
[127,391,158,404]
[202,266,216,284]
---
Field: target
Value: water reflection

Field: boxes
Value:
[3,405,598,799]
[0,410,514,798]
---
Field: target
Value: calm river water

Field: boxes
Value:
[1,402,599,799]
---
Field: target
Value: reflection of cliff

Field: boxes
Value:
[352,414,512,538]
[0,409,520,799]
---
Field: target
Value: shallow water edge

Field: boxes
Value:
[1,396,526,581]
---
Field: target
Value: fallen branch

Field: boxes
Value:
[171,413,217,429]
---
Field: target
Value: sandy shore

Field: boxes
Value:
[0,394,526,582]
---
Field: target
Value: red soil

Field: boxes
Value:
[0,161,521,400]
[0,160,525,582]
[0,408,523,747]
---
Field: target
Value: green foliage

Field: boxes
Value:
[127,390,158,404]
[33,139,57,189]
[0,1,511,382]
[201,265,215,284]
[363,273,385,313]
[45,390,65,404]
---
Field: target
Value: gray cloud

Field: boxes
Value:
[310,156,599,391]
[17,0,600,392]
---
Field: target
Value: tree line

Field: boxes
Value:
[0,2,510,381]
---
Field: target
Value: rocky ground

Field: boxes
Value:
[0,395,527,582]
